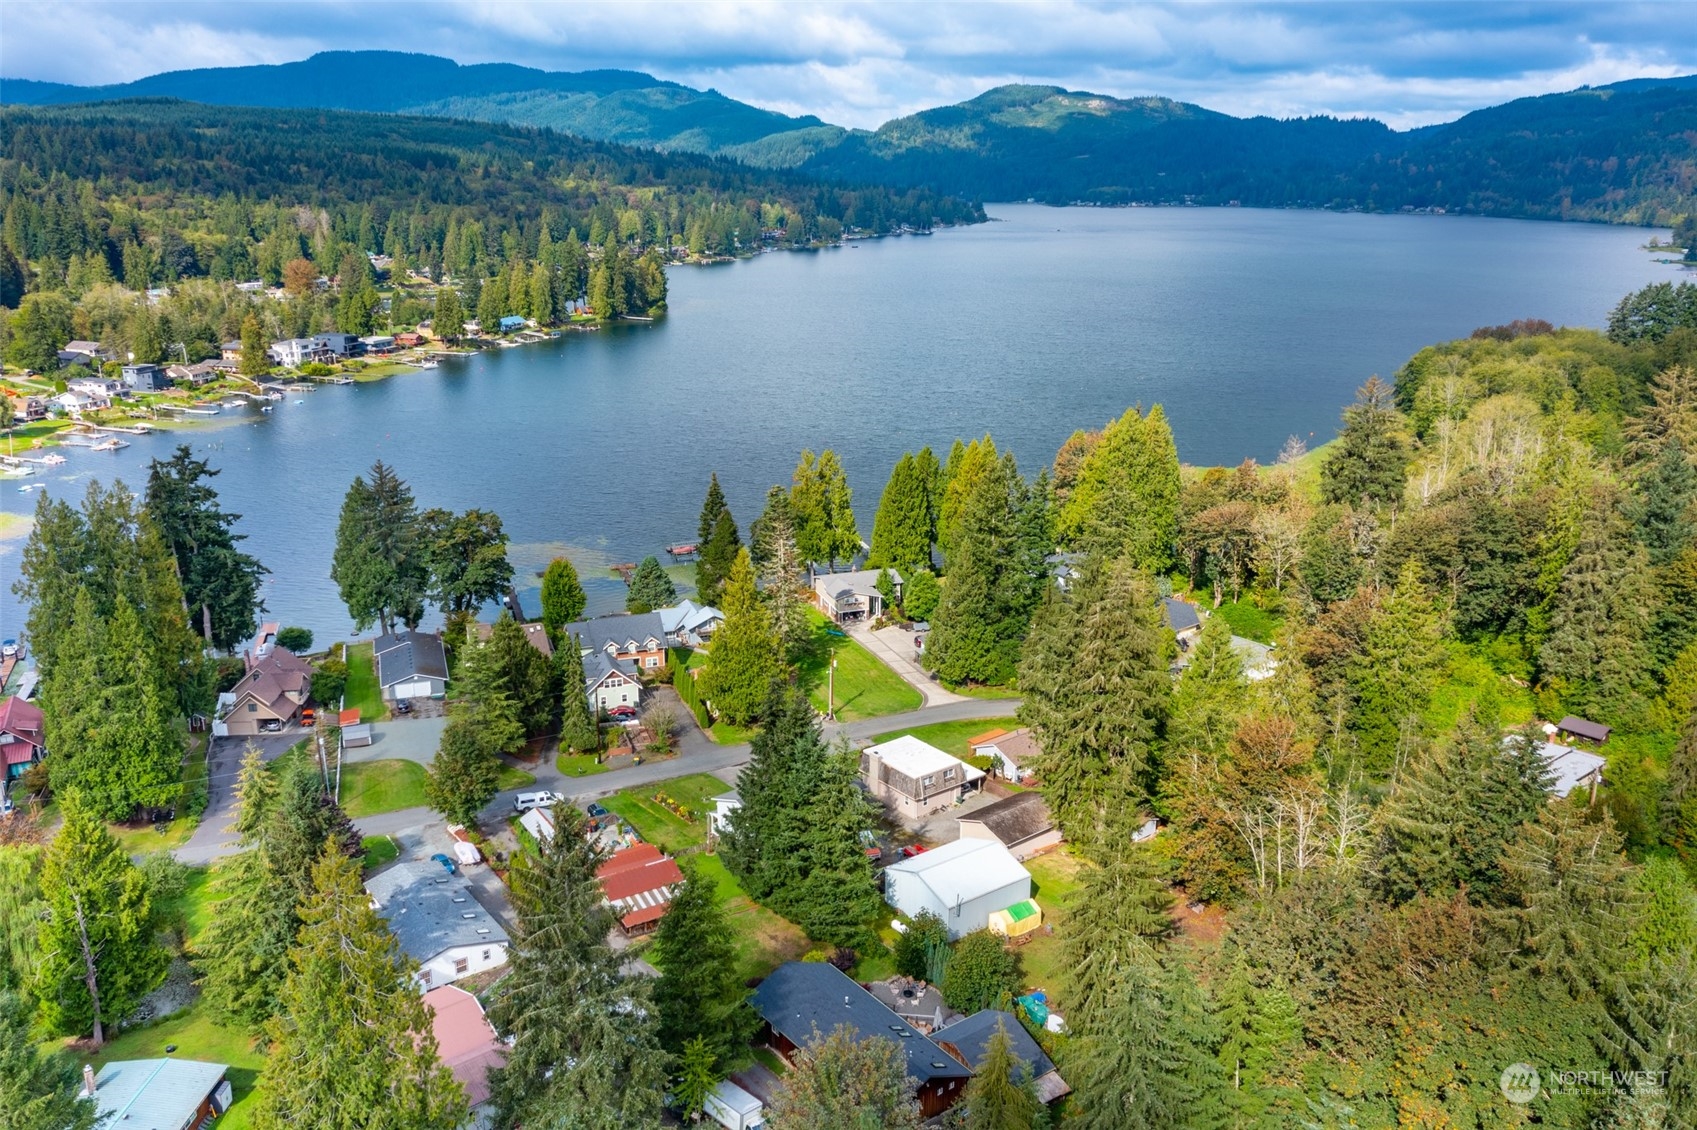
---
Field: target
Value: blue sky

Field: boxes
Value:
[4,1,1695,129]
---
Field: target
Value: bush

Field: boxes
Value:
[298,362,334,376]
[941,929,1020,1013]
[276,626,314,652]
[312,656,348,707]
[212,656,248,694]
[893,910,952,982]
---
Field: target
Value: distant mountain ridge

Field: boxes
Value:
[6,51,1694,223]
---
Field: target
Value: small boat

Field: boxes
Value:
[666,543,698,557]
[260,405,274,412]
[91,438,126,451]
[18,482,42,493]
[294,399,306,404]
[40,454,67,465]
[223,399,245,408]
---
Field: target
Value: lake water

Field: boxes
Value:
[1,205,1686,640]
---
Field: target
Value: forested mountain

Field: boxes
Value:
[7,52,1695,223]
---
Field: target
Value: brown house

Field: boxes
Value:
[957,792,1063,860]
[859,735,986,820]
[220,647,312,736]
[471,619,554,658]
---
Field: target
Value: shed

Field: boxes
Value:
[968,727,1041,783]
[1535,741,1607,799]
[83,1058,232,1129]
[884,837,1031,938]
[598,843,685,934]
[987,898,1043,939]
[710,790,742,834]
[498,315,526,332]
[342,723,373,748]
[957,792,1060,860]
[1556,716,1611,745]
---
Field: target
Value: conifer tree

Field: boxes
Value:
[556,634,600,752]
[783,743,883,945]
[32,796,167,1045]
[695,474,741,605]
[423,715,501,827]
[1066,955,1182,1130]
[239,312,270,375]
[699,549,779,726]
[721,685,819,900]
[330,461,427,634]
[750,485,797,571]
[1063,848,1174,1028]
[1321,376,1411,508]
[1538,501,1656,718]
[476,612,558,736]
[0,991,98,1130]
[626,554,677,613]
[1350,562,1448,772]
[959,1019,1044,1130]
[1166,614,1248,779]
[650,858,757,1070]
[431,284,464,343]
[1056,404,1182,571]
[146,444,270,653]
[1630,438,1697,565]
[538,557,586,642]
[869,452,934,570]
[790,449,859,568]
[487,811,667,1128]
[250,847,467,1130]
[752,489,809,665]
[767,1026,921,1130]
[672,1037,721,1123]
[903,569,941,622]
[1018,558,1170,851]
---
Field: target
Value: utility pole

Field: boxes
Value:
[827,656,837,721]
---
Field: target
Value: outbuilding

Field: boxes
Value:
[80,1058,232,1129]
[883,837,1031,938]
[956,792,1061,860]
[374,631,449,701]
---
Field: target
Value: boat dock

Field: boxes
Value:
[79,422,153,435]
[610,563,637,584]
[666,543,699,559]
[156,403,220,416]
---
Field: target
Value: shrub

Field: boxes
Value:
[276,626,314,652]
[893,910,952,982]
[941,929,1020,1013]
[312,655,348,706]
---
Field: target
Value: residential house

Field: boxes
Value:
[81,1058,232,1129]
[66,376,121,399]
[967,727,1040,783]
[1231,635,1278,681]
[62,339,106,365]
[373,631,449,700]
[709,790,742,834]
[0,696,46,781]
[752,962,972,1119]
[216,646,312,737]
[562,611,669,670]
[497,315,527,333]
[657,599,724,646]
[471,619,553,659]
[56,350,99,369]
[1163,597,1203,649]
[395,331,425,348]
[597,842,685,935]
[1557,715,1611,746]
[424,985,506,1129]
[51,390,98,416]
[220,340,244,362]
[6,393,47,421]
[860,735,985,820]
[269,337,333,368]
[1534,740,1607,801]
[956,792,1062,860]
[883,837,1031,938]
[584,651,643,714]
[365,862,509,988]
[166,360,222,385]
[865,975,959,1034]
[936,1009,1071,1104]
[312,332,364,359]
[360,334,397,355]
[1044,551,1083,590]
[121,363,172,392]
[813,567,902,624]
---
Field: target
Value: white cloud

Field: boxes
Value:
[2,1,1693,131]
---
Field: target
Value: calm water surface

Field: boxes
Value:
[2,205,1686,638]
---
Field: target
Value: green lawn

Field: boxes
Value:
[941,680,1019,700]
[709,719,758,744]
[362,834,400,870]
[343,642,386,721]
[1019,849,1087,1010]
[495,765,537,790]
[869,717,1016,759]
[111,732,208,853]
[690,851,810,981]
[557,751,610,777]
[1212,598,1283,643]
[798,608,922,721]
[602,773,732,852]
[337,760,427,818]
[82,1007,265,1129]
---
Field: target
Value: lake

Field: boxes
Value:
[1,205,1686,640]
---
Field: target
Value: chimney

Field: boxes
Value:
[82,1064,96,1097]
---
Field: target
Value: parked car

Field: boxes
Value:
[608,705,638,720]
[900,843,928,858]
[394,699,413,715]
[300,707,316,726]
[586,802,610,820]
[259,718,282,733]
[430,852,458,875]
[513,791,562,812]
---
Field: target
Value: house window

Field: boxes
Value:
[482,949,491,961]
[645,656,659,668]
[420,970,432,985]
[921,775,936,788]
[454,958,469,975]
[247,703,257,713]
[943,768,955,781]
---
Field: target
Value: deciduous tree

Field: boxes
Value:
[539,557,586,641]
[767,1025,921,1130]
[941,929,1020,1013]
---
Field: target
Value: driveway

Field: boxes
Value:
[852,623,967,706]
[177,732,303,865]
[347,715,448,765]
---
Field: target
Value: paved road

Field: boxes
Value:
[176,698,1020,863]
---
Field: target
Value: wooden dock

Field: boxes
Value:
[610,563,637,585]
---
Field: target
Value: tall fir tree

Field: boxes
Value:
[330,461,427,634]
[556,634,601,752]
[1056,404,1182,571]
[250,846,467,1130]
[423,715,502,827]
[1630,437,1697,566]
[625,554,677,613]
[869,452,934,570]
[958,1019,1045,1130]
[721,686,820,901]
[538,556,586,642]
[1165,614,1248,780]
[0,990,99,1130]
[782,743,884,945]
[699,549,780,726]
[1018,558,1170,852]
[31,795,167,1045]
[1321,375,1411,508]
[146,444,269,652]
[1349,561,1448,773]
[487,811,667,1128]
[239,312,270,375]
[695,474,741,605]
[650,858,758,1070]
[752,487,810,666]
[1538,500,1656,718]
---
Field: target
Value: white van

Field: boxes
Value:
[703,1080,764,1130]
[513,791,561,813]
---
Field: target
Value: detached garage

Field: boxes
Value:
[884,838,1031,939]
[374,631,449,701]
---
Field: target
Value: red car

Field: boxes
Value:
[900,844,928,858]
[607,705,638,720]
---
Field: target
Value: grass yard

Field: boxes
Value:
[1212,598,1283,644]
[362,834,401,870]
[337,760,427,818]
[343,642,386,721]
[110,732,209,853]
[690,851,810,980]
[83,1006,266,1129]
[869,717,1014,759]
[495,765,537,790]
[602,773,731,852]
[1018,849,1088,1012]
[941,680,1020,700]
[709,719,758,744]
[797,608,921,721]
[557,751,610,776]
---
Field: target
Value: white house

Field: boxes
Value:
[365,862,509,989]
[658,599,724,646]
[269,337,333,368]
[883,837,1031,938]
[1534,740,1607,800]
[813,567,902,624]
[860,735,985,820]
[584,652,642,714]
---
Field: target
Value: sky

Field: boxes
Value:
[4,1,1695,130]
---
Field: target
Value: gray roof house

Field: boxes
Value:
[373,631,449,700]
[813,567,902,624]
[884,836,1030,939]
[935,1009,1072,1103]
[752,962,971,1119]
[956,792,1062,860]
[584,651,643,714]
[562,611,670,669]
[365,862,509,989]
[82,1058,232,1129]
[1163,597,1202,636]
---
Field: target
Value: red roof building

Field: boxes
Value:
[423,985,504,1112]
[597,843,685,934]
[0,697,45,780]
